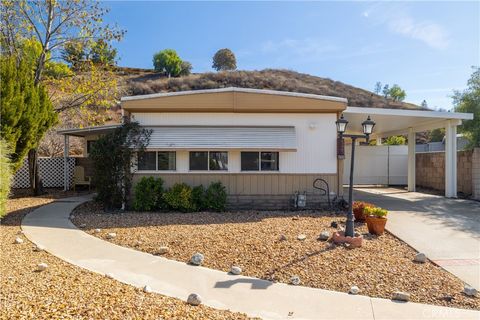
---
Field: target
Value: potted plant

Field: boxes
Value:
[352,201,375,222]
[365,206,388,235]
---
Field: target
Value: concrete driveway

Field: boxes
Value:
[353,187,480,290]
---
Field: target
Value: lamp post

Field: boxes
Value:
[336,114,376,237]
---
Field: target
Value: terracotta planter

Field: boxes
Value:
[353,207,366,222]
[332,231,363,248]
[366,216,387,235]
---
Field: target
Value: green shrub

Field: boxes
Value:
[133,177,164,211]
[163,183,195,212]
[205,182,227,212]
[364,206,388,218]
[0,140,12,218]
[192,185,206,211]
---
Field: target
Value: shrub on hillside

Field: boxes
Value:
[0,140,12,218]
[163,183,195,212]
[205,182,227,212]
[133,177,164,211]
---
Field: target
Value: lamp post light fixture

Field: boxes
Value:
[335,114,376,237]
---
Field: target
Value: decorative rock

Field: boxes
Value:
[330,221,338,228]
[79,223,87,228]
[143,285,152,293]
[187,293,202,306]
[290,276,301,286]
[158,246,169,255]
[442,294,454,302]
[14,237,24,244]
[94,228,101,233]
[279,234,287,241]
[392,291,410,302]
[17,230,24,235]
[33,244,45,252]
[37,263,48,271]
[135,240,142,247]
[414,253,427,263]
[106,233,116,239]
[464,285,477,297]
[297,234,306,241]
[230,266,242,275]
[190,253,204,266]
[318,231,330,241]
[105,273,114,279]
[292,216,300,221]
[349,286,360,295]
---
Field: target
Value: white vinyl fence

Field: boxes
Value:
[343,145,408,186]
[13,157,76,188]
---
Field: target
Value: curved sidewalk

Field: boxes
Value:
[22,196,479,320]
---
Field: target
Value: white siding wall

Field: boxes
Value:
[132,112,338,174]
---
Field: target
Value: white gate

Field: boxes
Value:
[343,145,407,185]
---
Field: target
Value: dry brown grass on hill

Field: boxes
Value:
[120,68,425,110]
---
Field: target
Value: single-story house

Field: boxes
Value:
[58,87,473,208]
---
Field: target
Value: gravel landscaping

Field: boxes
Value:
[1,193,250,319]
[72,201,480,311]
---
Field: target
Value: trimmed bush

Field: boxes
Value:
[205,182,227,212]
[163,183,195,212]
[192,185,206,211]
[0,140,12,218]
[133,177,164,211]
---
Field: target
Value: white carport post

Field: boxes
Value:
[63,134,70,191]
[407,127,416,192]
[445,120,458,198]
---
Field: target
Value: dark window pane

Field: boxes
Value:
[261,152,279,171]
[138,152,156,170]
[189,151,208,170]
[158,151,176,170]
[209,151,228,171]
[241,152,259,171]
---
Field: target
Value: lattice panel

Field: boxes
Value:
[12,157,76,188]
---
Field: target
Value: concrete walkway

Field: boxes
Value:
[22,195,479,320]
[354,188,480,290]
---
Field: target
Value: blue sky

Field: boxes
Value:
[104,1,479,110]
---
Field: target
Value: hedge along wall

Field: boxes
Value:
[416,149,475,197]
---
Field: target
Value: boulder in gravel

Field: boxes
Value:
[135,240,142,246]
[297,234,306,241]
[143,285,152,293]
[105,273,114,279]
[279,234,287,241]
[330,221,338,228]
[392,291,410,302]
[187,293,202,306]
[190,253,204,266]
[464,285,477,297]
[14,237,24,244]
[230,266,242,275]
[33,244,45,252]
[17,230,24,235]
[106,233,116,239]
[158,246,169,255]
[94,228,101,233]
[349,286,360,295]
[414,253,427,263]
[79,223,87,228]
[318,231,330,241]
[290,276,301,286]
[37,263,48,271]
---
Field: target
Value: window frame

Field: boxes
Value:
[136,151,177,172]
[240,151,280,172]
[189,151,229,172]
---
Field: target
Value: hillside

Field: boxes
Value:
[118,68,425,110]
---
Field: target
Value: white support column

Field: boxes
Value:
[407,128,416,192]
[376,137,382,146]
[63,135,70,191]
[445,120,457,198]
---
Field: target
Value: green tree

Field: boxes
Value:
[388,84,406,102]
[153,49,182,77]
[0,140,13,217]
[382,84,390,98]
[384,136,406,145]
[61,41,86,71]
[179,60,192,76]
[0,56,57,171]
[429,128,445,142]
[374,82,382,95]
[454,67,480,148]
[90,39,117,66]
[212,48,237,71]
[421,100,428,108]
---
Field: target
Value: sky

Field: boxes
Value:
[103,1,479,110]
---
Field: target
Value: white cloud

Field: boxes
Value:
[362,4,450,49]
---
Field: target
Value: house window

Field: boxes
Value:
[158,151,176,170]
[189,151,228,171]
[138,151,157,170]
[241,152,279,171]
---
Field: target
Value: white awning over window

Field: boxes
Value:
[146,126,297,151]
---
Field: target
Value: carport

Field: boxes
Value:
[342,106,474,198]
